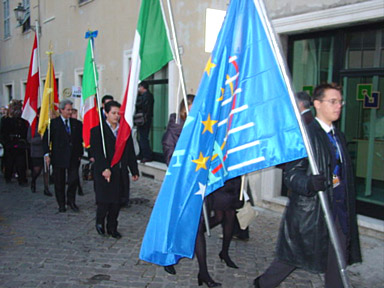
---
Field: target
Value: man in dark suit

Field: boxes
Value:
[297,91,314,125]
[44,99,83,213]
[253,84,361,288]
[90,100,139,239]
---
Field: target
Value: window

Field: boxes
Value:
[3,0,10,38]
[4,84,13,102]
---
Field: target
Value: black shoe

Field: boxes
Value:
[107,230,122,239]
[219,251,238,269]
[95,224,105,235]
[164,265,176,275]
[68,203,79,212]
[253,276,261,288]
[197,273,221,287]
[78,187,84,196]
[44,188,53,196]
[31,182,36,193]
[59,207,66,213]
[19,181,28,187]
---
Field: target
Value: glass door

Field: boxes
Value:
[341,76,384,219]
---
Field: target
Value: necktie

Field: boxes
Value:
[65,119,71,135]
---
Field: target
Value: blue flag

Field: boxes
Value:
[139,0,307,266]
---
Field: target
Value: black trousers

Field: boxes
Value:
[259,218,347,288]
[4,147,27,183]
[96,202,120,233]
[53,161,79,208]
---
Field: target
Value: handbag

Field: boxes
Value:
[133,112,146,126]
[82,161,94,181]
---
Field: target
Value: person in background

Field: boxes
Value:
[161,94,195,275]
[253,83,362,288]
[71,108,84,196]
[297,91,314,125]
[135,81,154,163]
[27,108,52,196]
[101,95,114,121]
[90,100,139,239]
[0,100,29,186]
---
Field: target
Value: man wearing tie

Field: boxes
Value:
[44,99,83,213]
[253,84,361,288]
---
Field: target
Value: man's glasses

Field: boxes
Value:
[319,99,345,106]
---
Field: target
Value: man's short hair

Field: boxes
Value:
[139,81,149,90]
[296,91,311,109]
[59,99,73,110]
[102,95,114,104]
[313,83,342,102]
[104,100,121,113]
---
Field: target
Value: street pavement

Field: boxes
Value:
[0,173,383,288]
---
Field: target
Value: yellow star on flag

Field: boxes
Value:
[192,152,210,171]
[204,57,216,76]
[201,114,218,134]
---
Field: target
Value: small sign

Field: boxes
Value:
[302,85,314,96]
[357,84,372,101]
[363,91,380,109]
[72,86,82,98]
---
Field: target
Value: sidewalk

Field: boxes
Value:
[0,175,383,287]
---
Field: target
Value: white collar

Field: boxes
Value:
[315,117,334,134]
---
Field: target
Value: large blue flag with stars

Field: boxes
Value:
[140,0,307,266]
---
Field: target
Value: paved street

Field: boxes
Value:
[0,173,383,287]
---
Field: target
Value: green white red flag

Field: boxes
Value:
[81,35,99,148]
[111,0,173,166]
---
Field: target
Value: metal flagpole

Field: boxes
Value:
[254,0,351,286]
[89,34,107,158]
[35,20,43,104]
[163,0,188,115]
[162,0,211,235]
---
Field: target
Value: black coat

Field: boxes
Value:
[43,117,83,168]
[135,90,154,122]
[162,113,184,166]
[90,123,139,204]
[277,120,362,273]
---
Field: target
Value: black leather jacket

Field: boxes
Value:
[276,120,362,273]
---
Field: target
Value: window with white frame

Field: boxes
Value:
[3,0,10,38]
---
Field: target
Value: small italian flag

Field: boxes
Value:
[111,0,174,166]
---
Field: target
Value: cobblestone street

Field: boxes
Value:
[0,174,383,287]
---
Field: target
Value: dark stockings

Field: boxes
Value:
[195,208,236,282]
[31,165,49,190]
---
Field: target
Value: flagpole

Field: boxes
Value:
[254,0,351,287]
[163,0,188,116]
[89,37,107,158]
[35,20,43,104]
[46,50,53,173]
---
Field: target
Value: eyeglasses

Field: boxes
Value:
[319,99,345,106]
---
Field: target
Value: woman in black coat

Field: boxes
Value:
[90,101,139,239]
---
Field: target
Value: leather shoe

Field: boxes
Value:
[141,158,152,163]
[44,188,53,197]
[31,182,36,193]
[68,202,79,212]
[253,276,261,288]
[107,230,122,239]
[164,265,176,275]
[95,224,105,235]
[59,207,66,213]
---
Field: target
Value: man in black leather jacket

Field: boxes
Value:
[254,83,362,288]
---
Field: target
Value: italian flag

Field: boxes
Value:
[22,34,39,138]
[82,37,99,148]
[111,0,173,166]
